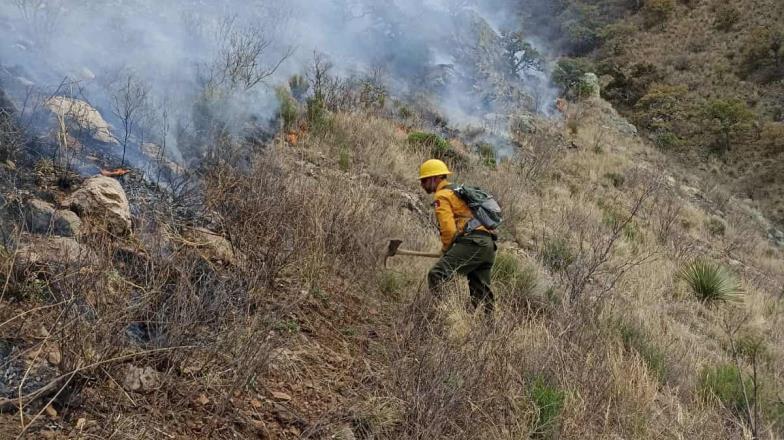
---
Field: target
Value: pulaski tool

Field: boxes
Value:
[384,239,441,267]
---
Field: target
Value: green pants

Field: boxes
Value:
[428,232,496,311]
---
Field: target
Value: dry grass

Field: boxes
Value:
[2,93,784,439]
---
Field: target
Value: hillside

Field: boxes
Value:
[510,0,784,227]
[1,1,784,439]
[1,80,784,438]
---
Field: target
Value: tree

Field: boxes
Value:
[205,16,293,93]
[501,31,544,76]
[702,99,755,154]
[111,74,149,167]
[741,26,784,82]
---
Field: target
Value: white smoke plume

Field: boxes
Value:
[0,0,558,166]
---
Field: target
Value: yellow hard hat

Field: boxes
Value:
[418,159,451,180]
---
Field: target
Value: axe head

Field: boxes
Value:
[384,239,404,267]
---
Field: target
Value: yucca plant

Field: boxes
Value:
[680,259,742,304]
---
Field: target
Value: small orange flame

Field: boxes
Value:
[285,131,299,145]
[100,168,130,177]
[556,98,568,114]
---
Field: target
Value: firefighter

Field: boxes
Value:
[419,159,496,314]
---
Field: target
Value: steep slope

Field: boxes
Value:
[513,0,784,227]
[3,79,783,438]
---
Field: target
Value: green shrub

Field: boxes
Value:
[338,145,350,172]
[741,26,784,82]
[653,130,682,150]
[530,376,565,438]
[492,252,538,300]
[552,58,594,97]
[634,84,689,131]
[378,270,411,298]
[701,99,755,154]
[477,142,496,168]
[679,259,742,304]
[617,321,668,383]
[541,238,573,272]
[275,86,298,132]
[307,95,331,134]
[407,131,451,156]
[698,364,752,414]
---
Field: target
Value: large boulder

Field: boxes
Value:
[45,96,117,144]
[25,198,81,237]
[65,176,132,235]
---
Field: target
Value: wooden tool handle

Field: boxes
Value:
[394,249,442,258]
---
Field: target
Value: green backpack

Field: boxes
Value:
[447,184,503,233]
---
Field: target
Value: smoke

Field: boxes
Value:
[0,0,558,167]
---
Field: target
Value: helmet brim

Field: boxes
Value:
[418,171,452,180]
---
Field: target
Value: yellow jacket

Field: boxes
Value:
[432,180,489,252]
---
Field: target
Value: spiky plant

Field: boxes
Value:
[680,259,742,304]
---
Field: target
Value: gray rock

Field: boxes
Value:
[25,199,81,237]
[45,97,116,144]
[15,236,96,268]
[65,176,132,236]
[53,210,81,237]
[122,365,160,392]
[26,199,56,233]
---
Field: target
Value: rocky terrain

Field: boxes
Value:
[0,1,783,439]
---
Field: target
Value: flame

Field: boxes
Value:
[285,131,299,145]
[100,168,130,177]
[556,98,568,114]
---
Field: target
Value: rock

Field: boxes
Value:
[616,120,638,136]
[47,347,62,366]
[194,394,210,405]
[53,210,82,237]
[140,143,184,175]
[271,391,292,401]
[26,199,56,233]
[75,418,87,430]
[45,96,116,144]
[15,236,96,268]
[65,176,131,235]
[182,227,241,264]
[44,404,58,418]
[25,199,82,237]
[122,365,160,392]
